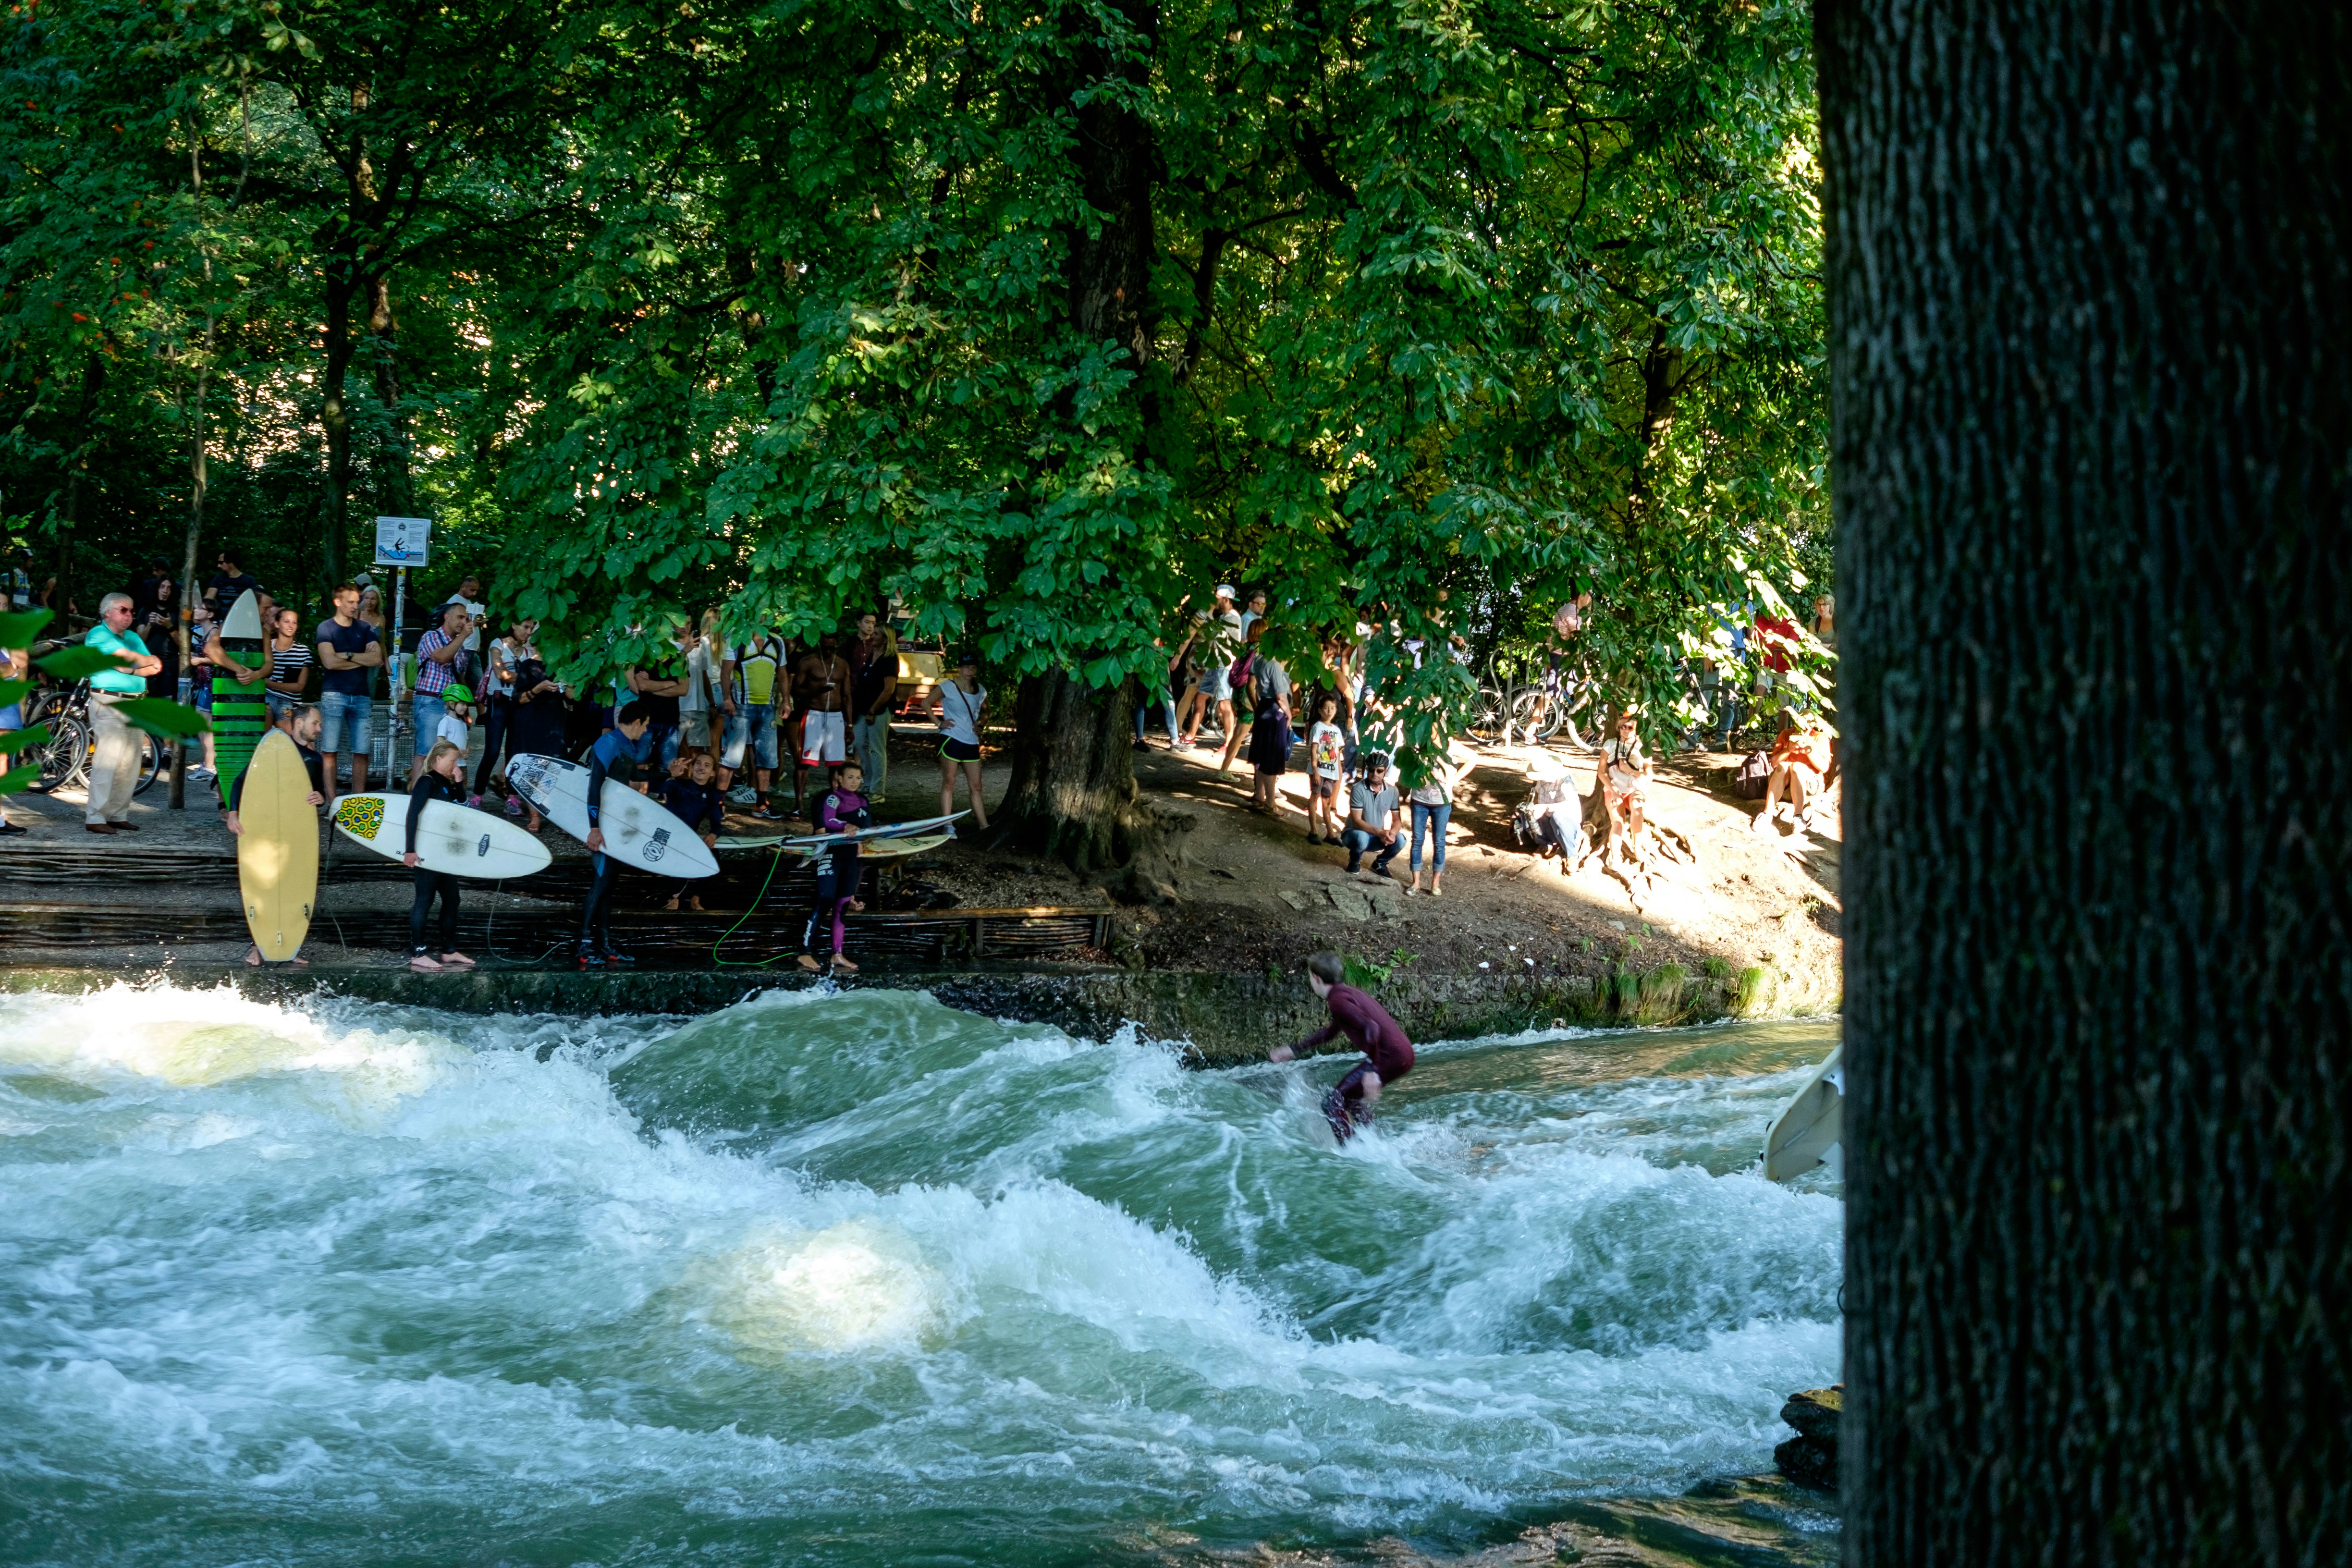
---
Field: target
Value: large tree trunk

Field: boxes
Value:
[1821,3,2350,1563]
[997,671,1141,875]
[367,272,414,516]
[998,0,1164,872]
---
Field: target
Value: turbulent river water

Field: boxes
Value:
[0,982,1843,1567]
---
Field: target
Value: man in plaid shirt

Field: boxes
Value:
[409,600,474,784]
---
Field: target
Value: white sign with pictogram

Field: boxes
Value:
[373,515,432,567]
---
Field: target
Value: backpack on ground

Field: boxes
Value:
[1733,749,1772,799]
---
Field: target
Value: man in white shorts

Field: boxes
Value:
[794,629,853,780]
[1176,584,1243,747]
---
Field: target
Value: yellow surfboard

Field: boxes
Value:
[237,729,319,962]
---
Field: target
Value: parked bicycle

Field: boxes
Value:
[22,678,166,797]
[1468,648,1597,750]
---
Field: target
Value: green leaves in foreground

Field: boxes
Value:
[0,764,41,796]
[0,723,54,758]
[109,700,212,739]
[0,610,52,650]
[35,647,134,681]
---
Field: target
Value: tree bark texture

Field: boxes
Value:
[997,671,1141,876]
[319,268,356,590]
[999,0,1163,871]
[368,273,414,517]
[1820,3,2350,1564]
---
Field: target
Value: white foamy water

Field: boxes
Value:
[0,981,1842,1566]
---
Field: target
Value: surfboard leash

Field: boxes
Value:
[710,843,801,969]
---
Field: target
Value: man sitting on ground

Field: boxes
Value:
[1339,752,1403,880]
[1755,713,1832,846]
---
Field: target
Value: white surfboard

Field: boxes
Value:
[221,588,265,644]
[781,811,967,848]
[1763,1044,1843,1182]
[505,752,720,878]
[331,792,554,880]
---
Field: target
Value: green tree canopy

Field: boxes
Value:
[5,0,1830,859]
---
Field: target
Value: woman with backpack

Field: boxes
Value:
[1239,623,1296,816]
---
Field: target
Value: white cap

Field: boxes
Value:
[1214,584,1236,599]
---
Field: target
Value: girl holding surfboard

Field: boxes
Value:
[403,741,478,972]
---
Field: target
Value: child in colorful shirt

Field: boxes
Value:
[1305,695,1346,845]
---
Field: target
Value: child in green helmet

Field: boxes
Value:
[435,682,476,758]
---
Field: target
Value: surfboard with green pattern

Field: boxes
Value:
[212,589,271,808]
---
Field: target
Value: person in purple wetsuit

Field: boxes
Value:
[797,760,871,974]
[1269,950,1416,1142]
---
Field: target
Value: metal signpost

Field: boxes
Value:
[373,516,432,774]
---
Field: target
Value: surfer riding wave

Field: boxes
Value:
[1269,950,1415,1142]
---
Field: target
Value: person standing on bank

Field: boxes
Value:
[725,626,785,816]
[793,629,854,786]
[1176,585,1244,747]
[0,639,27,835]
[264,605,313,722]
[409,601,473,785]
[1268,951,1416,1143]
[82,594,163,836]
[796,758,873,973]
[848,609,898,803]
[1303,693,1346,843]
[933,651,989,836]
[225,703,327,968]
[1404,738,1477,898]
[474,616,536,810]
[1242,625,1295,813]
[577,701,653,970]
[401,739,476,972]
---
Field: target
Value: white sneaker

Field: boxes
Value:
[728,787,757,805]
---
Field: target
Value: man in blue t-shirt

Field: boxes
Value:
[312,582,384,804]
[83,593,163,833]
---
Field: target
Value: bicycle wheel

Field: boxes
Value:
[1467,685,1511,746]
[40,714,88,790]
[134,733,166,796]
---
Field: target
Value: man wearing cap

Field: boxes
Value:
[1339,752,1404,880]
[1176,584,1244,748]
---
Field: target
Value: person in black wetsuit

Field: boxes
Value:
[578,701,653,969]
[1269,950,1416,1142]
[655,750,726,912]
[223,704,328,969]
[403,739,476,972]
[796,760,870,974]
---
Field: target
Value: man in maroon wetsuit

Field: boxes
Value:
[1269,950,1416,1142]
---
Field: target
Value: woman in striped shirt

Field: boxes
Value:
[266,605,315,720]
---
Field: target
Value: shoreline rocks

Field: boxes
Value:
[1773,1384,1841,1492]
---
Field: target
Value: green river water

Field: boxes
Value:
[0,982,1842,1566]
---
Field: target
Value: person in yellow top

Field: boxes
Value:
[722,627,786,819]
[82,593,163,834]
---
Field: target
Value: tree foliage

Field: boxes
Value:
[5,0,1831,833]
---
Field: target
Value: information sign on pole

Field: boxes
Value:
[373,515,432,568]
